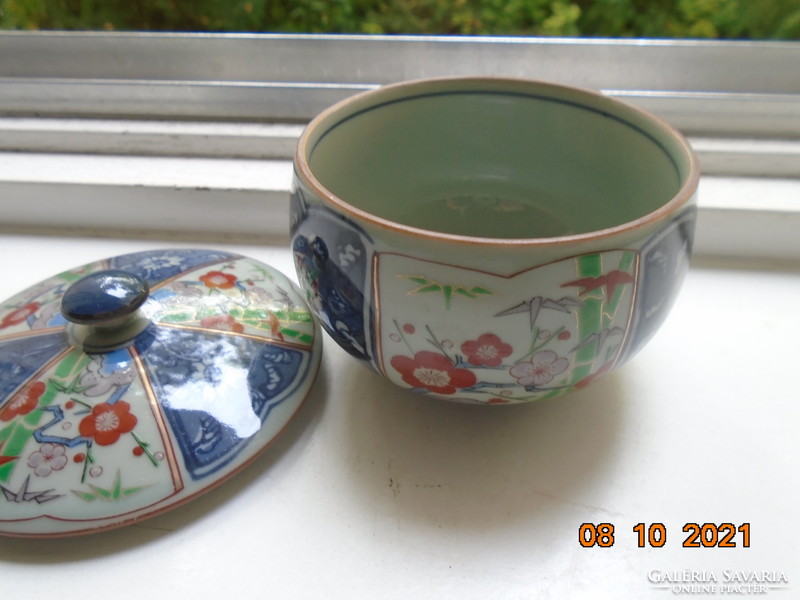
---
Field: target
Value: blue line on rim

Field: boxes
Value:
[307,88,683,187]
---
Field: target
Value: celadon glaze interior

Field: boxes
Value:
[306,81,691,239]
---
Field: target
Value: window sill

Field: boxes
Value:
[1,147,797,266]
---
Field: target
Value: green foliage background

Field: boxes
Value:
[1,0,799,39]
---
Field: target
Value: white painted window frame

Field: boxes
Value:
[0,32,798,263]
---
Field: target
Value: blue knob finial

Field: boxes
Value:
[62,270,149,326]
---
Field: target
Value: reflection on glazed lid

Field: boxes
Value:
[0,248,321,538]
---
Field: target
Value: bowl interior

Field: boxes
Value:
[306,83,689,239]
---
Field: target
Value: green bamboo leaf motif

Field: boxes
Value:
[80,446,95,484]
[416,284,442,293]
[72,471,149,502]
[131,431,158,466]
[400,275,493,309]
[442,285,453,308]
[72,491,97,502]
[111,472,123,499]
[70,397,92,410]
[48,379,68,393]
[86,484,116,501]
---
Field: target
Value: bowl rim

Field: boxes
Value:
[294,75,700,247]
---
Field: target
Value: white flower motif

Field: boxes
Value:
[27,443,68,477]
[510,350,569,386]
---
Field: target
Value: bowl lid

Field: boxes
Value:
[0,248,321,537]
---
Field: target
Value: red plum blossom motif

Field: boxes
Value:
[0,302,40,329]
[0,381,46,421]
[79,401,137,446]
[390,351,477,395]
[200,314,245,333]
[200,270,238,289]
[510,350,569,387]
[461,333,513,367]
[27,443,68,477]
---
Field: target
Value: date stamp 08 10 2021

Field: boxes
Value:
[578,522,791,596]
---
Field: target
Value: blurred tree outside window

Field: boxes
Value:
[0,0,799,39]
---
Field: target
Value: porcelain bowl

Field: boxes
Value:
[291,76,699,404]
